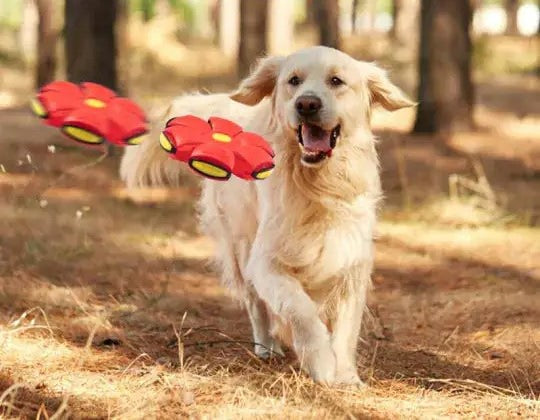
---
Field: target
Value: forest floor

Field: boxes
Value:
[0,33,539,419]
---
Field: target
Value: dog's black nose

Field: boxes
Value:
[295,95,322,117]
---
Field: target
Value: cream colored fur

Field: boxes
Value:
[120,46,413,385]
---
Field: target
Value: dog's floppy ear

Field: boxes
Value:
[230,56,285,106]
[365,64,416,111]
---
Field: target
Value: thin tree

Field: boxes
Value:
[268,0,294,54]
[390,0,419,60]
[351,0,359,33]
[413,0,474,134]
[141,0,156,22]
[537,0,540,77]
[314,0,340,49]
[366,0,377,31]
[218,0,240,58]
[64,0,118,91]
[305,0,317,26]
[116,0,130,95]
[238,0,267,77]
[504,0,519,36]
[35,0,57,88]
[391,0,400,38]
[391,0,419,42]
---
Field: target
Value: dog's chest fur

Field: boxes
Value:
[256,143,379,292]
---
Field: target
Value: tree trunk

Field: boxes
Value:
[390,0,419,59]
[366,0,376,31]
[537,0,540,77]
[305,0,317,25]
[391,0,401,38]
[351,0,359,33]
[413,0,474,134]
[35,0,57,88]
[391,0,420,42]
[116,0,129,95]
[504,0,519,35]
[268,0,294,55]
[219,0,240,58]
[64,0,118,91]
[238,0,267,78]
[19,0,38,63]
[314,0,340,49]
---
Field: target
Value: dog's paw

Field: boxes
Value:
[254,341,285,359]
[301,346,337,384]
[334,370,366,388]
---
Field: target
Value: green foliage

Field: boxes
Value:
[141,0,156,22]
[474,35,539,76]
[168,0,182,11]
[170,0,196,27]
[0,49,26,68]
[128,0,196,26]
[377,0,392,14]
[482,0,536,5]
[0,0,22,28]
[293,0,304,21]
[130,0,156,21]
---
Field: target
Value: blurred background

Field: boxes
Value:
[0,0,538,115]
[0,1,539,418]
[2,0,538,222]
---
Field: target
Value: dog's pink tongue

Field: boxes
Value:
[301,124,332,153]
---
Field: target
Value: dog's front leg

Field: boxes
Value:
[246,254,336,384]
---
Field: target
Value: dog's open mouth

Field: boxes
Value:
[297,123,340,165]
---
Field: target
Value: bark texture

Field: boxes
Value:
[413,0,474,134]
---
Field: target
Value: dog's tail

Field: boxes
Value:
[120,93,237,188]
[120,103,184,188]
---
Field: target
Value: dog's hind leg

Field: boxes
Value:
[235,239,284,358]
[244,288,284,358]
[216,234,283,359]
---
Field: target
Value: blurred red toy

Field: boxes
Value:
[31,81,148,146]
[160,115,274,181]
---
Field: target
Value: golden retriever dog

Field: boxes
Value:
[121,46,413,385]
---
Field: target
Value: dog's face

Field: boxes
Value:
[231,46,413,168]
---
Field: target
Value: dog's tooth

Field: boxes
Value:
[297,124,303,145]
[330,126,339,149]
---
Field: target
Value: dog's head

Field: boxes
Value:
[231,46,414,168]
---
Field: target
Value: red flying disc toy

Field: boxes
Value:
[160,115,275,181]
[31,81,274,182]
[31,81,148,146]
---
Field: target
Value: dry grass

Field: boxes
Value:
[0,188,538,418]
[1,29,540,419]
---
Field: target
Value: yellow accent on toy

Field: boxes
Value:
[191,160,229,178]
[63,126,102,144]
[30,99,47,117]
[160,133,173,152]
[84,98,106,108]
[211,132,232,143]
[127,135,145,145]
[254,168,274,180]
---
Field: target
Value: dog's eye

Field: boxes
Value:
[330,76,345,87]
[288,75,302,86]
